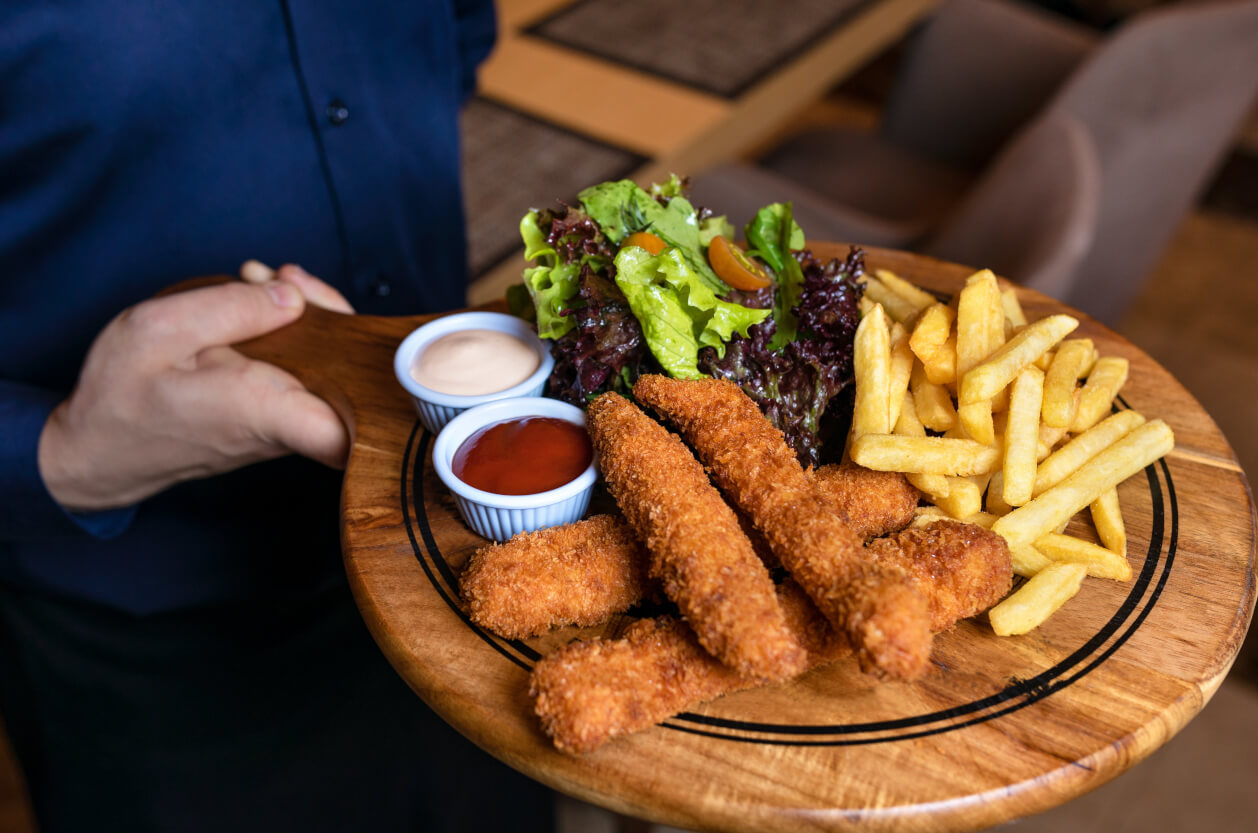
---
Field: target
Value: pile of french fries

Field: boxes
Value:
[849,268,1174,636]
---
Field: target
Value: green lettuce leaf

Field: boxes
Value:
[743,202,805,274]
[519,211,580,339]
[743,203,806,350]
[613,245,770,379]
[579,179,728,293]
[649,173,686,200]
[699,214,735,247]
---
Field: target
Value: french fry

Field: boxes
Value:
[935,476,983,519]
[959,314,1079,405]
[956,270,1001,376]
[1034,533,1132,581]
[992,409,1008,436]
[1038,421,1068,461]
[849,434,1001,477]
[1042,338,1094,428]
[912,506,998,528]
[1010,543,1053,578]
[989,562,1087,635]
[911,363,958,432]
[958,400,996,446]
[894,391,951,498]
[852,304,891,436]
[985,282,1007,367]
[962,511,998,529]
[1001,287,1027,329]
[993,419,1174,549]
[955,271,1003,443]
[922,332,958,385]
[1003,366,1045,506]
[1070,356,1130,433]
[1080,346,1100,379]
[1091,487,1127,556]
[888,323,914,430]
[991,385,1011,415]
[911,506,951,526]
[875,269,938,315]
[987,470,1014,516]
[862,277,922,324]
[1034,410,1146,495]
[909,302,955,365]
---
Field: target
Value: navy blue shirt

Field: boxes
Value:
[0,1,496,612]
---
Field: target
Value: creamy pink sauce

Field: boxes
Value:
[411,329,540,396]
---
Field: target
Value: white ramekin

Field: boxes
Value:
[431,397,597,541]
[393,311,555,434]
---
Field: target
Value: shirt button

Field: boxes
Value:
[326,99,349,126]
[370,274,392,297]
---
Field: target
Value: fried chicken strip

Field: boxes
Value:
[460,514,653,640]
[530,521,1011,754]
[866,519,1013,631]
[586,393,806,682]
[810,462,921,541]
[530,580,847,755]
[463,464,918,640]
[632,375,933,679]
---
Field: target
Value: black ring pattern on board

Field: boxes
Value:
[400,398,1178,747]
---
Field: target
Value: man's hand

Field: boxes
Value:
[38,267,353,512]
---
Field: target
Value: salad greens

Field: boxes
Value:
[613,246,769,380]
[514,176,865,465]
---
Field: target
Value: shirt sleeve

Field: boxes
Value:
[0,380,136,543]
[452,0,498,101]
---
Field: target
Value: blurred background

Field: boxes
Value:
[3,0,1253,830]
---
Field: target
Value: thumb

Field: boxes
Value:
[134,280,306,358]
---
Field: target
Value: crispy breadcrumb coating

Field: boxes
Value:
[586,393,806,682]
[810,462,920,541]
[866,520,1013,631]
[632,375,933,680]
[529,581,847,754]
[459,514,652,640]
[530,520,1011,754]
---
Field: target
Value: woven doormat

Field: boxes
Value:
[529,0,870,98]
[460,99,643,278]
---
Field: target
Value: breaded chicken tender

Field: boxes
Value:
[460,514,652,640]
[529,581,848,754]
[866,519,1013,631]
[530,523,1011,754]
[586,393,806,682]
[810,462,920,541]
[632,375,933,680]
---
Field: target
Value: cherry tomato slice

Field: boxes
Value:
[708,235,772,290]
[622,231,667,255]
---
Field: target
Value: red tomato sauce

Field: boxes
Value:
[452,417,593,496]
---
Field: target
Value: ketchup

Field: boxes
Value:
[452,417,592,495]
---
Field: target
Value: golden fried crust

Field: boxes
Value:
[528,581,850,754]
[529,528,1010,755]
[459,514,653,640]
[586,393,806,682]
[632,375,933,680]
[810,463,921,541]
[866,520,1014,631]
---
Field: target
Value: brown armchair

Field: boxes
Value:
[691,0,1258,324]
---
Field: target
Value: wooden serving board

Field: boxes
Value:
[233,245,1255,833]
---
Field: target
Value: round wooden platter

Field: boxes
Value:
[232,244,1254,833]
